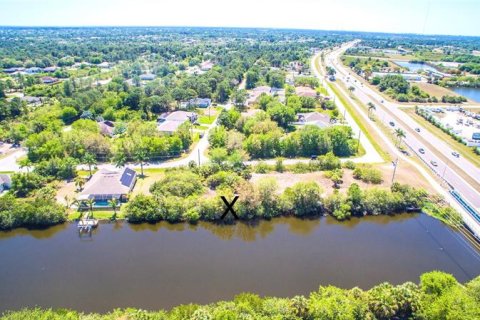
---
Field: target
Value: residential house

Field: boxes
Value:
[21,96,42,106]
[0,174,11,193]
[140,73,156,81]
[188,98,212,108]
[3,67,20,73]
[247,86,272,105]
[295,86,317,98]
[98,120,116,137]
[294,112,332,128]
[41,76,58,84]
[98,62,110,69]
[79,167,137,202]
[270,87,286,103]
[157,111,197,134]
[43,66,57,73]
[200,60,214,71]
[26,67,42,74]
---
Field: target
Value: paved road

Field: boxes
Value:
[0,149,26,172]
[328,43,480,208]
[311,51,384,164]
[325,42,480,236]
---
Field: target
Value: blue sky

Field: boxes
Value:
[1,0,479,36]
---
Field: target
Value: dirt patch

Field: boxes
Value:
[251,162,436,195]
[56,180,77,205]
[250,170,386,195]
[415,83,464,100]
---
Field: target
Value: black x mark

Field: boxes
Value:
[220,195,239,220]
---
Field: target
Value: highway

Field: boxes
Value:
[324,42,480,235]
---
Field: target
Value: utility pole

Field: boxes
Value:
[356,129,362,154]
[391,158,399,185]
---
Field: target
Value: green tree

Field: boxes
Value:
[394,128,406,147]
[108,198,119,220]
[283,181,323,216]
[83,153,97,177]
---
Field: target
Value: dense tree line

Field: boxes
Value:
[3,271,479,319]
[124,161,429,224]
[0,194,66,230]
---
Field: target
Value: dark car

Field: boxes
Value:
[415,128,421,132]
[419,148,425,154]
[452,151,460,158]
[389,121,395,127]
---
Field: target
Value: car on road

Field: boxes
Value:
[389,121,395,127]
[415,128,421,132]
[380,100,384,103]
[452,151,460,158]
[430,160,438,167]
[419,148,425,154]
[400,149,410,156]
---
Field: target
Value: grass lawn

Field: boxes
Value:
[67,209,125,221]
[198,115,216,125]
[402,107,480,168]
[131,169,165,196]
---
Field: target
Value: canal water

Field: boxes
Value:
[0,214,479,313]
[394,61,437,73]
[451,87,480,103]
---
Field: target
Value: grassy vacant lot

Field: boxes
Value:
[131,168,165,196]
[402,107,480,168]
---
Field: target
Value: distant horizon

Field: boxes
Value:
[0,24,479,39]
[1,0,479,37]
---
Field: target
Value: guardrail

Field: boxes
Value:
[450,190,480,224]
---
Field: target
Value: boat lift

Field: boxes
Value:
[77,219,99,237]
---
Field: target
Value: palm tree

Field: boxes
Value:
[394,128,406,147]
[367,102,376,120]
[18,158,32,173]
[108,198,119,220]
[85,198,95,219]
[64,195,72,209]
[83,153,97,177]
[348,86,355,95]
[134,148,149,177]
[74,176,85,191]
[113,153,127,168]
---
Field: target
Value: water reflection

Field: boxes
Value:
[0,223,68,240]
[1,213,479,313]
[0,213,426,241]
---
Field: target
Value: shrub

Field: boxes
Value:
[283,182,323,216]
[206,171,241,189]
[254,161,271,173]
[353,165,383,184]
[150,171,203,197]
[0,195,66,230]
[10,172,46,197]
